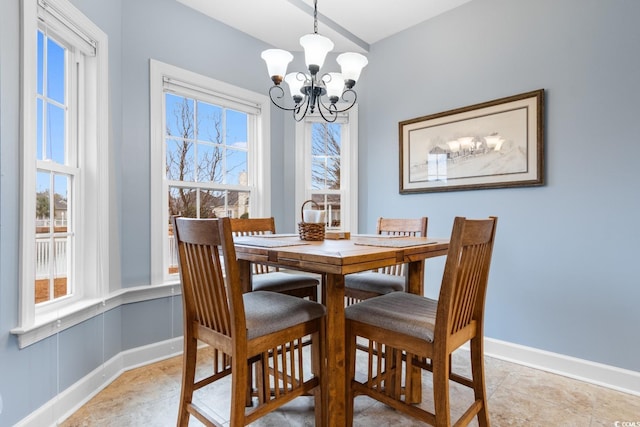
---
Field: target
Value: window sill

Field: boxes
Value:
[11,282,181,349]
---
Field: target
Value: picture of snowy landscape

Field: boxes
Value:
[408,107,529,183]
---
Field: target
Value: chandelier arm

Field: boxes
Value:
[293,97,311,122]
[316,101,339,123]
[333,89,358,113]
[267,85,306,113]
[315,89,357,116]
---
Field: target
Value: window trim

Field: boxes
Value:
[294,106,358,232]
[149,59,271,285]
[15,0,110,345]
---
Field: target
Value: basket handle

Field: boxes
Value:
[300,199,320,222]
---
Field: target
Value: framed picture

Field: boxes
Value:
[399,89,544,194]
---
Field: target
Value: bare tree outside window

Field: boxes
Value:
[311,122,341,190]
[310,122,342,228]
[165,95,248,218]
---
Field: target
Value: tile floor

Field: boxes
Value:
[61,346,640,426]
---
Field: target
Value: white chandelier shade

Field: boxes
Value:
[336,52,368,87]
[260,49,293,85]
[299,33,334,70]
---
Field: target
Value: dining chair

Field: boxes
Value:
[173,216,326,426]
[230,217,319,301]
[345,216,497,427]
[345,217,428,304]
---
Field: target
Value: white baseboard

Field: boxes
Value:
[14,337,184,427]
[481,337,640,397]
[15,335,640,426]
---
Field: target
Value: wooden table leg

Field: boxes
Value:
[406,260,425,403]
[324,273,346,427]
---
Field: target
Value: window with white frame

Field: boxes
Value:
[150,60,271,285]
[294,108,358,232]
[19,0,110,329]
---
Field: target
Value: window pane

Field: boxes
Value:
[47,103,65,164]
[35,172,71,304]
[51,235,70,299]
[165,94,194,139]
[46,37,65,104]
[311,158,326,190]
[37,31,44,95]
[228,190,250,219]
[309,194,341,228]
[53,174,69,229]
[196,142,223,183]
[35,236,51,304]
[167,217,178,275]
[202,189,225,218]
[327,194,341,228]
[37,98,44,160]
[311,122,341,190]
[168,186,197,218]
[196,101,222,143]
[226,148,247,185]
[166,139,194,182]
[226,109,247,146]
[326,157,340,189]
[312,122,341,155]
[36,171,51,225]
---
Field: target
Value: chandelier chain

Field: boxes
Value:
[313,0,318,34]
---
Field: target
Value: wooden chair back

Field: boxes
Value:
[377,217,428,276]
[229,217,277,275]
[436,216,497,347]
[173,216,246,346]
[377,217,427,236]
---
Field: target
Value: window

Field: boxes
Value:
[19,0,110,331]
[150,60,271,284]
[35,30,75,305]
[294,108,358,232]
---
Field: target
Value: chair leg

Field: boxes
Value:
[246,360,254,407]
[178,336,198,427]
[470,337,490,427]
[311,326,325,427]
[432,352,451,427]
[230,356,249,426]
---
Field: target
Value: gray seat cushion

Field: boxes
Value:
[244,291,326,340]
[252,271,319,293]
[345,271,405,295]
[345,292,438,342]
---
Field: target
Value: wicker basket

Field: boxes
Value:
[298,200,325,241]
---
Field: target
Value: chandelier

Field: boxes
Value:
[260,0,368,122]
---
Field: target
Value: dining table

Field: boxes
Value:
[233,233,449,426]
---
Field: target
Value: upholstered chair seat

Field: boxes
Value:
[244,291,326,339]
[345,292,437,342]
[344,272,405,296]
[251,271,319,295]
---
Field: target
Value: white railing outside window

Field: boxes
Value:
[35,237,68,279]
[167,235,178,273]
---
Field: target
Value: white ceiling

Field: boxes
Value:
[177,0,473,54]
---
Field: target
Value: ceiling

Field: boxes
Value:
[177,0,473,54]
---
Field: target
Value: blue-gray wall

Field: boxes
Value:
[360,0,640,370]
[1,0,639,424]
